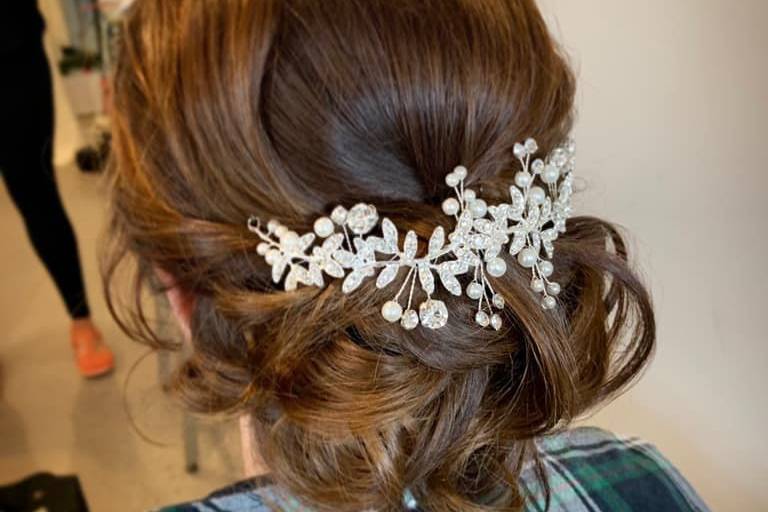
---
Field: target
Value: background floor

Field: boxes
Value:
[0,165,243,511]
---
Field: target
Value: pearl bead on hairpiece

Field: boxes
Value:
[247,137,575,330]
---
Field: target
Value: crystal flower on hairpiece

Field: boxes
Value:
[248,138,575,330]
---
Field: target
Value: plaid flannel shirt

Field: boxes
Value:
[160,427,709,512]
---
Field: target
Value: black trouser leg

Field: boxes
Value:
[0,38,90,319]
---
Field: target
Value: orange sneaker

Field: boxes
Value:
[70,319,114,378]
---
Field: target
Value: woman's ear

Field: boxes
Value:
[155,267,195,343]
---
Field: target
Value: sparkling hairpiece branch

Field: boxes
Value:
[247,138,575,330]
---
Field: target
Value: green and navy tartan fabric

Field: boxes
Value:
[159,427,708,512]
[520,427,708,511]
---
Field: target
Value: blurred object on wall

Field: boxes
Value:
[98,0,135,18]
[59,49,102,116]
[37,0,84,165]
[76,122,111,173]
[52,0,128,172]
[57,0,103,117]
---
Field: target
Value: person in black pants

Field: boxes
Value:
[0,3,113,377]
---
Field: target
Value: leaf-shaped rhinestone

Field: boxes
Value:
[332,249,356,268]
[418,263,435,295]
[540,228,557,242]
[456,210,473,236]
[311,234,346,278]
[403,231,418,261]
[455,246,481,266]
[382,218,399,253]
[307,263,324,287]
[488,204,508,221]
[285,266,311,292]
[530,232,541,254]
[428,226,445,257]
[438,266,462,296]
[342,269,368,294]
[543,240,555,259]
[298,233,316,252]
[509,186,525,212]
[484,243,502,261]
[523,206,541,231]
[452,260,470,275]
[324,260,345,278]
[540,199,552,221]
[474,219,493,234]
[322,233,344,252]
[509,232,526,256]
[376,264,400,289]
[353,237,373,260]
[366,236,388,254]
[284,267,299,292]
[272,258,288,283]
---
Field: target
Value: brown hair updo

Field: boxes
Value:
[104,0,655,510]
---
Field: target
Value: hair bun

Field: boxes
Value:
[106,0,655,510]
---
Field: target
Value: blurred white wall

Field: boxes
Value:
[538,1,768,510]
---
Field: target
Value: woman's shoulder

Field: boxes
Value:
[522,426,709,512]
[158,427,709,512]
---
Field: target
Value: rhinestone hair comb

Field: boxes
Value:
[247,138,575,330]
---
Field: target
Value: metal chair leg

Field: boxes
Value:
[183,412,199,473]
[153,289,200,473]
